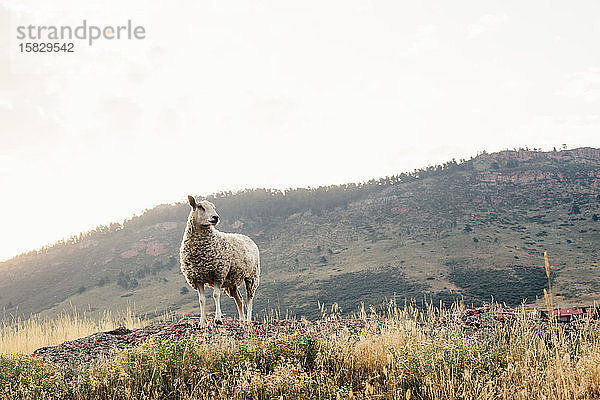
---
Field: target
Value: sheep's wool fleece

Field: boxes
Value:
[180,224,260,294]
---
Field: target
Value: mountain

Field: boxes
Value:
[2,147,600,320]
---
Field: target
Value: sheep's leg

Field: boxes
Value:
[197,284,207,326]
[245,277,259,322]
[246,296,254,323]
[231,288,245,321]
[213,284,224,325]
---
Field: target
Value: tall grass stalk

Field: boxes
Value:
[544,251,555,319]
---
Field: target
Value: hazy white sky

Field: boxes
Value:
[1,0,600,261]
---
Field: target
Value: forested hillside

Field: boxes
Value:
[1,147,600,320]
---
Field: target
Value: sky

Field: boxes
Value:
[1,0,600,261]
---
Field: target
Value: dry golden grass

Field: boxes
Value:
[335,312,600,399]
[0,307,145,355]
[1,303,600,399]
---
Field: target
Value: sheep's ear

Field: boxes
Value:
[187,195,196,209]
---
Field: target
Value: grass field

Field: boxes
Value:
[1,303,600,400]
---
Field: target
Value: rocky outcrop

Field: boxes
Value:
[476,147,600,163]
[32,317,373,367]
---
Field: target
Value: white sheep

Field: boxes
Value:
[180,195,260,325]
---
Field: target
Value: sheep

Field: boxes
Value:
[180,195,260,326]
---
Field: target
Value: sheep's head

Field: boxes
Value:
[187,195,219,226]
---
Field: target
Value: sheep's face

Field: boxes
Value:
[188,196,220,226]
